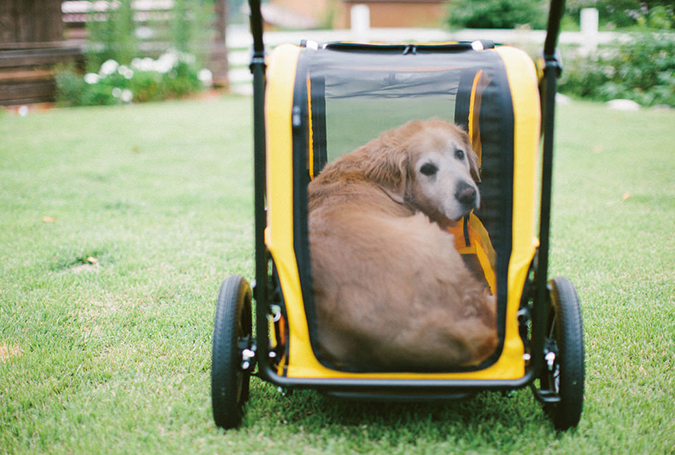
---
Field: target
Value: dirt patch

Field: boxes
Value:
[0,344,23,362]
[52,252,105,273]
[70,262,100,274]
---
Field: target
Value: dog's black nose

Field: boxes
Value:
[455,181,478,210]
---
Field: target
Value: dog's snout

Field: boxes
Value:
[455,181,478,210]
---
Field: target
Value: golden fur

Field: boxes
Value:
[308,119,497,372]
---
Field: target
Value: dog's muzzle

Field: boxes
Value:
[455,181,479,214]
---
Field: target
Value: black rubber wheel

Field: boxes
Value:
[541,277,585,431]
[211,275,253,429]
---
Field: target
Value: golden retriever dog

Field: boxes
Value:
[308,119,497,372]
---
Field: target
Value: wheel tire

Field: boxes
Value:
[542,277,585,431]
[211,275,253,429]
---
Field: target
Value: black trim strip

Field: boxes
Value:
[290,50,319,366]
[454,67,479,130]
[310,74,328,177]
[477,53,515,359]
[324,41,495,53]
[463,215,471,248]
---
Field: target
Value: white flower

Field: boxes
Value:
[155,60,173,74]
[197,68,213,84]
[121,89,133,103]
[84,73,100,84]
[112,87,122,98]
[99,59,119,76]
[131,58,146,71]
[143,57,154,69]
[132,57,154,72]
[118,65,134,80]
[156,52,177,74]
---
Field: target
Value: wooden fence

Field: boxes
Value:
[0,0,228,106]
[0,0,81,105]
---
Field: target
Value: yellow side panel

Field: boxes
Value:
[265,44,333,377]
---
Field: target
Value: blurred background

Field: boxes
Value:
[1,0,673,107]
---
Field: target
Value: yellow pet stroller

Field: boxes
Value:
[211,0,584,431]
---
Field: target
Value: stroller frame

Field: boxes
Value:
[211,0,584,431]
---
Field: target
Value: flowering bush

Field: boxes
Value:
[56,49,213,107]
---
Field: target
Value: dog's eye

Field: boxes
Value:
[420,163,438,176]
[455,149,465,160]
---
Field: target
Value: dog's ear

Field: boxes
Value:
[363,143,409,203]
[456,129,481,183]
[467,146,481,183]
[452,123,482,183]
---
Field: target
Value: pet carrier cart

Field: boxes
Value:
[211,0,584,431]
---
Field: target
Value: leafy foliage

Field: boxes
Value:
[560,33,675,107]
[86,0,139,71]
[57,0,213,106]
[446,0,548,30]
[56,51,209,107]
[565,0,674,29]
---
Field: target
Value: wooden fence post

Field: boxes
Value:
[208,0,229,88]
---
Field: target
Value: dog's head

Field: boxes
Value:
[364,119,481,225]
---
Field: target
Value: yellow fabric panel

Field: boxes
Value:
[468,70,491,168]
[470,213,497,294]
[449,214,497,295]
[264,44,326,376]
[307,77,315,179]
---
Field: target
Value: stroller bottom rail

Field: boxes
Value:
[255,363,544,398]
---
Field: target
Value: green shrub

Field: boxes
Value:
[646,5,674,30]
[559,33,675,107]
[86,0,139,71]
[54,64,87,107]
[56,50,211,107]
[565,0,674,29]
[446,0,548,30]
[56,0,214,106]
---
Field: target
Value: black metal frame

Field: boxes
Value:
[248,0,566,399]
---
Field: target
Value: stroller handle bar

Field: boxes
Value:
[248,0,265,55]
[246,0,567,57]
[544,0,567,59]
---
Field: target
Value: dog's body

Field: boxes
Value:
[308,119,497,372]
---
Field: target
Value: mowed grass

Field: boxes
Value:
[1,97,674,454]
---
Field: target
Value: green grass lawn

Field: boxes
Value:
[1,96,674,454]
